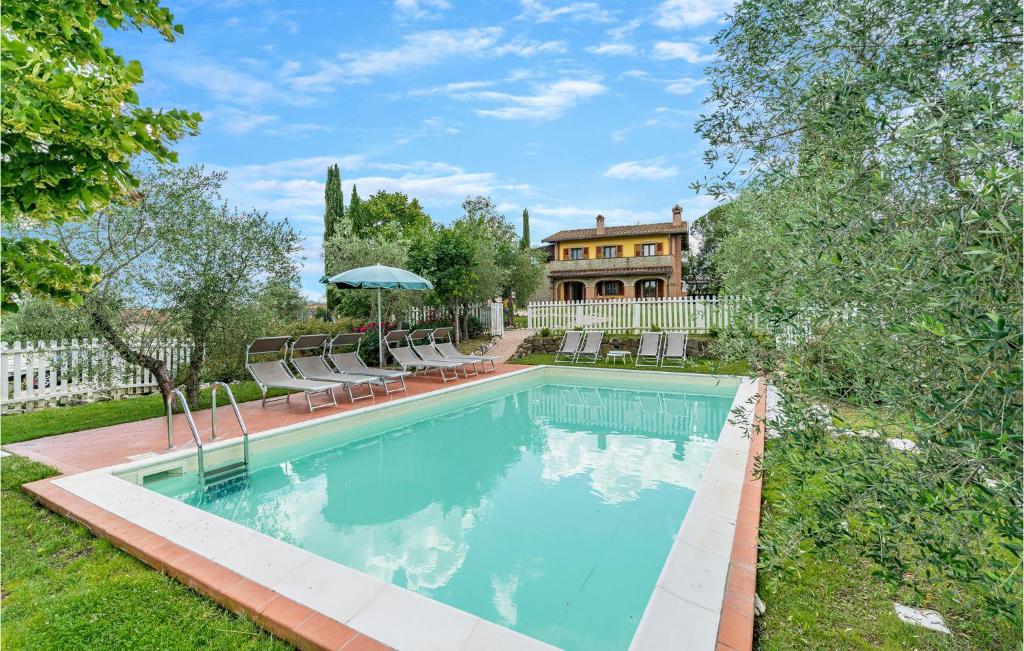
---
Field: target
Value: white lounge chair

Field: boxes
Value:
[287,334,376,402]
[554,330,584,363]
[574,330,604,364]
[326,333,408,396]
[384,329,462,382]
[246,337,340,412]
[661,331,688,367]
[635,332,663,367]
[407,329,477,377]
[429,327,497,373]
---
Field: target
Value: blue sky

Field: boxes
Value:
[107,0,730,300]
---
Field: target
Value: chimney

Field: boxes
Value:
[672,204,683,226]
[595,214,605,235]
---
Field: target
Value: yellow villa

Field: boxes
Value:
[541,205,689,301]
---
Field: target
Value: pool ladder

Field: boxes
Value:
[166,382,250,491]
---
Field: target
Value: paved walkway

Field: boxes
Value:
[5,364,526,475]
[487,328,533,362]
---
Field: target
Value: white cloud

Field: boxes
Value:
[166,60,314,107]
[619,69,650,79]
[461,80,608,121]
[664,76,707,95]
[587,42,637,56]
[652,41,716,63]
[393,0,451,20]
[611,106,697,142]
[654,0,733,29]
[394,117,461,144]
[517,0,614,23]
[493,38,568,57]
[284,28,562,91]
[201,106,332,137]
[607,18,642,40]
[346,27,504,77]
[604,159,679,180]
[587,18,640,57]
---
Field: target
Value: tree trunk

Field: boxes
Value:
[185,341,204,408]
[452,304,461,344]
[87,304,175,405]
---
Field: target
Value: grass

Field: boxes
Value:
[512,351,752,376]
[756,406,1020,650]
[0,454,289,650]
[0,381,287,446]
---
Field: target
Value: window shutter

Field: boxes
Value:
[595,246,603,258]
[656,242,664,255]
[617,245,623,257]
[634,244,641,257]
[583,246,589,259]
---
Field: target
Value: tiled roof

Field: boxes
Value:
[543,222,687,243]
[549,266,673,278]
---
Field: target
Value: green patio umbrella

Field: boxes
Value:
[321,264,433,368]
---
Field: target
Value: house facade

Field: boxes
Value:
[541,205,689,301]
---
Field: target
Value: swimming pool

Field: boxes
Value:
[52,367,758,649]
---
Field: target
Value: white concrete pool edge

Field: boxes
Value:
[628,374,759,650]
[51,366,757,651]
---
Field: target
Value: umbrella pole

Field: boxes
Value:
[377,287,384,369]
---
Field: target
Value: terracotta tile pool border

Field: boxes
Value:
[715,377,766,651]
[21,476,385,651]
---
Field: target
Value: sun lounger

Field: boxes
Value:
[661,331,688,367]
[407,329,477,377]
[635,332,663,367]
[325,333,408,395]
[429,327,496,373]
[287,334,376,402]
[574,330,604,364]
[246,337,340,412]
[554,330,584,363]
[384,329,462,382]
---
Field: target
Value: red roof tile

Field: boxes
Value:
[543,222,688,243]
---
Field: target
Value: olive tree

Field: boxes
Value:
[696,0,1022,619]
[41,166,299,406]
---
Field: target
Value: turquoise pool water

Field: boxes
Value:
[147,370,738,649]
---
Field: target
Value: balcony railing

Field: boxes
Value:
[548,254,673,274]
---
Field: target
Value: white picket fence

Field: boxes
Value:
[527,296,741,333]
[0,338,191,413]
[407,302,504,337]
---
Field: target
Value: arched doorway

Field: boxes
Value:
[562,281,585,301]
[635,278,664,298]
[596,279,624,298]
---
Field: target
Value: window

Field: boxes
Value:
[597,280,623,296]
[641,243,657,256]
[638,279,661,298]
[568,247,584,260]
[601,245,618,258]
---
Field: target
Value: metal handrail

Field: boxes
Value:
[210,382,249,466]
[166,389,205,482]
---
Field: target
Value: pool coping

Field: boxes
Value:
[21,366,763,650]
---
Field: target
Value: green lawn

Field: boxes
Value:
[756,408,1020,650]
[0,381,287,446]
[512,351,752,376]
[0,454,290,650]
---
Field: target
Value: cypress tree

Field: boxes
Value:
[323,164,344,311]
[521,207,531,250]
[349,183,363,234]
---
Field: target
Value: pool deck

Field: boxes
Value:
[5,364,527,474]
[12,367,766,651]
